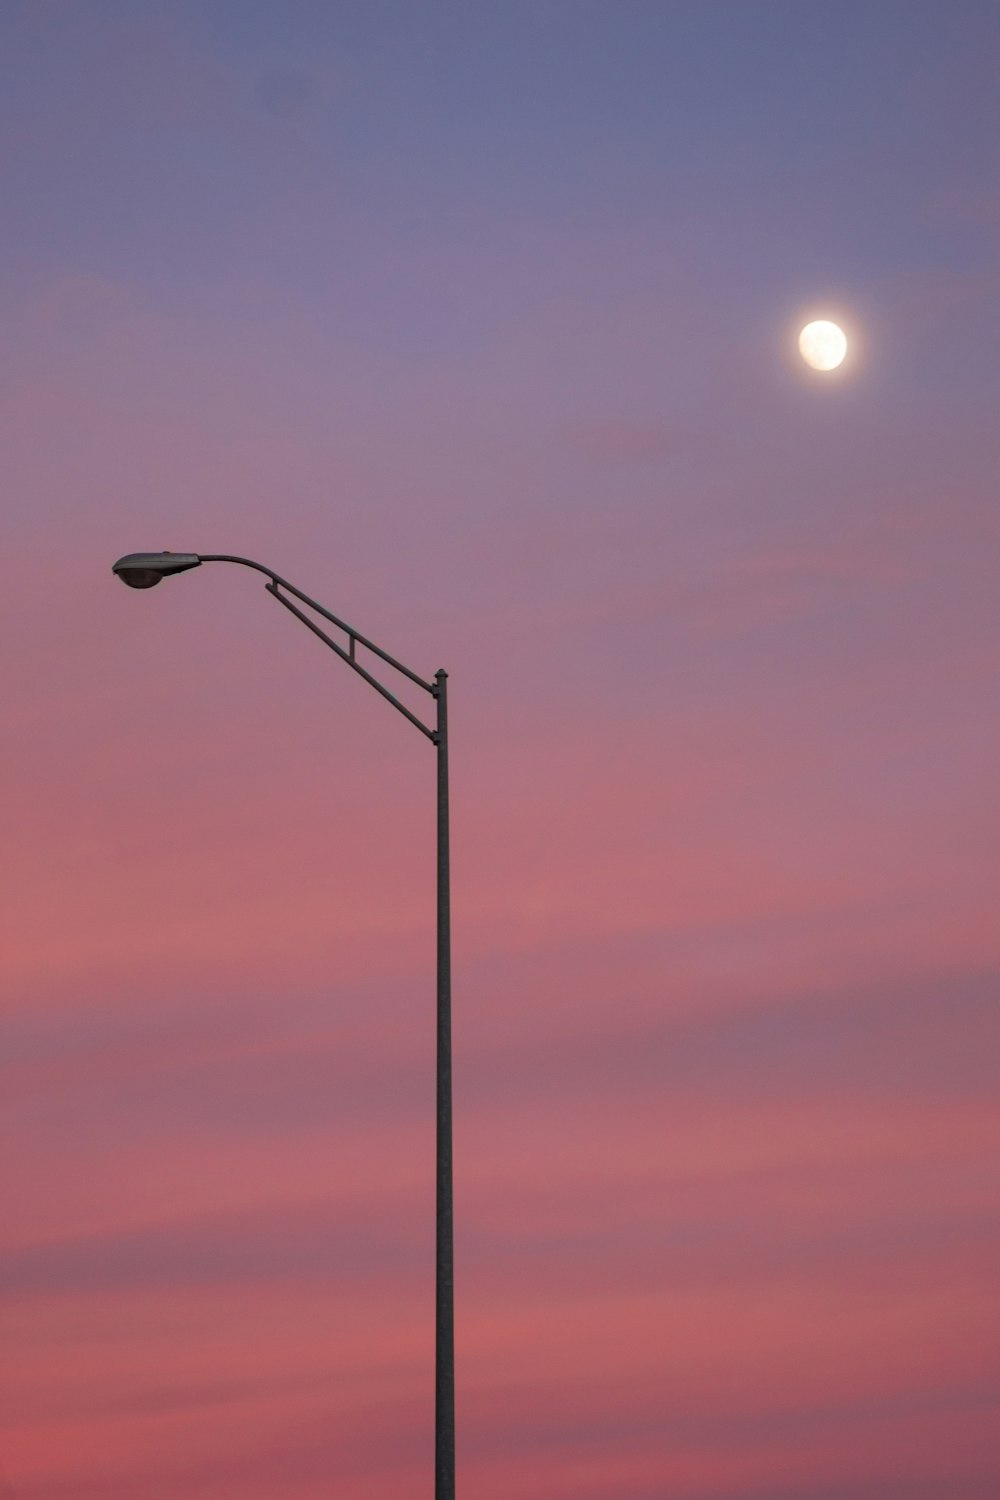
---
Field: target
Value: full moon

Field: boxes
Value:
[798,319,847,371]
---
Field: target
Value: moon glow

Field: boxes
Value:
[798,319,848,371]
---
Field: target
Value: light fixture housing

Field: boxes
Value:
[112,553,202,589]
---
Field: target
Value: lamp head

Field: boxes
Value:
[112,552,202,589]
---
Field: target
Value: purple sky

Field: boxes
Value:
[2,3,999,1497]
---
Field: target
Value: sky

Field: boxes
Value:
[2,1,999,1496]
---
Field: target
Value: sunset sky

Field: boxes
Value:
[2,2,999,1496]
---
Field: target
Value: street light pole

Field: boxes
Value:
[435,668,454,1500]
[111,552,455,1500]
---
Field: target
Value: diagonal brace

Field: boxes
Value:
[265,582,437,743]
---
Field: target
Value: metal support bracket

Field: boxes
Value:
[265,581,437,742]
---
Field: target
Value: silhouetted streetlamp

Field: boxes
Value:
[111,551,456,1500]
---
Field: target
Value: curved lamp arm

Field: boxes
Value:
[111,551,441,742]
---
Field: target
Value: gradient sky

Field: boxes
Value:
[2,2,999,1497]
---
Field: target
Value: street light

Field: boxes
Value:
[111,551,456,1500]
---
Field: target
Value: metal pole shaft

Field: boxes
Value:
[435,669,455,1500]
